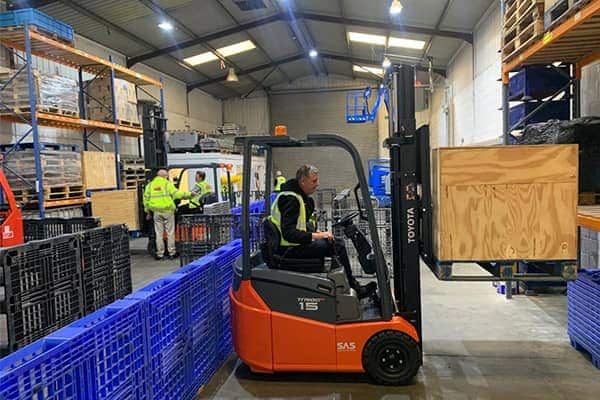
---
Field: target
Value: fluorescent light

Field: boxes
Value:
[382,57,391,69]
[217,40,256,57]
[184,52,218,66]
[309,49,318,58]
[348,32,387,46]
[388,37,426,50]
[353,65,384,77]
[183,40,256,66]
[390,0,403,15]
[158,21,173,31]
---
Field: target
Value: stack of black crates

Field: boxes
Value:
[0,220,132,355]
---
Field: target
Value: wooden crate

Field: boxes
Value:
[91,190,139,230]
[432,144,578,262]
[81,151,117,190]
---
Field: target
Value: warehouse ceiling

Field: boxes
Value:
[11,0,495,99]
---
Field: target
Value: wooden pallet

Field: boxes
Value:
[0,105,79,118]
[504,0,544,28]
[502,1,545,62]
[117,119,141,129]
[12,184,85,202]
[544,0,592,30]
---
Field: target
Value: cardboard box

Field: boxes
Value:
[84,77,139,123]
[81,151,117,190]
[91,190,139,230]
[432,144,578,261]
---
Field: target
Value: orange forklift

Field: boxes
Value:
[230,64,428,384]
[0,169,24,247]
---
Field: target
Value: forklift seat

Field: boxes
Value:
[261,218,325,273]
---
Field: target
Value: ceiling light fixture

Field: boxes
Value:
[226,68,239,82]
[158,21,173,31]
[390,0,403,15]
[382,57,391,69]
[388,37,426,50]
[184,40,257,66]
[348,32,387,46]
[309,49,318,58]
[353,65,384,77]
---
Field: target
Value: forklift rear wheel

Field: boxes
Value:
[362,330,421,385]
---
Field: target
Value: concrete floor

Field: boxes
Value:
[129,242,600,399]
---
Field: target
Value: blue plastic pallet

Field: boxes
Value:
[0,9,74,42]
[0,337,84,399]
[126,273,190,400]
[47,299,149,400]
[569,327,600,369]
[566,269,600,369]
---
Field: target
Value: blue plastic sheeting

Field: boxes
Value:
[0,241,242,400]
[567,269,600,369]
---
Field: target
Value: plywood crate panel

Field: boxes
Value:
[91,190,139,230]
[432,144,578,261]
[81,151,116,190]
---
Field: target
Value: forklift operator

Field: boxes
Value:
[270,164,376,299]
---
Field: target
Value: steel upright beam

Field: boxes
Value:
[24,25,45,217]
[109,55,122,189]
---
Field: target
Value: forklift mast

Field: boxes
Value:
[140,100,168,178]
[385,64,425,339]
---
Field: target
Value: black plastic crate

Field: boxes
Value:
[23,217,100,241]
[113,265,132,300]
[178,242,216,266]
[0,236,82,355]
[51,281,81,329]
[79,225,131,312]
[1,288,51,355]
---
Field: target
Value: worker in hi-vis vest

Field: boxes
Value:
[269,164,376,299]
[189,170,212,210]
[274,170,286,192]
[143,169,191,260]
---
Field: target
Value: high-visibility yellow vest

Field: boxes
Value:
[190,180,211,209]
[274,176,286,191]
[143,176,186,213]
[269,191,306,246]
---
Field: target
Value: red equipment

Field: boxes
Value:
[0,170,24,247]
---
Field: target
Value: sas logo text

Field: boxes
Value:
[336,342,357,352]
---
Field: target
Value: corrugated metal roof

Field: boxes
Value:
[37,0,494,97]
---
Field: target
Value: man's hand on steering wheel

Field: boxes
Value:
[312,231,334,241]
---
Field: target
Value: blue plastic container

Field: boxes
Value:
[509,99,570,128]
[508,65,570,101]
[0,9,74,42]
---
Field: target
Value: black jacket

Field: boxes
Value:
[276,179,315,245]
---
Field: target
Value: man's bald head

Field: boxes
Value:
[157,169,168,178]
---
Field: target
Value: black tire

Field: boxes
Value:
[362,330,421,385]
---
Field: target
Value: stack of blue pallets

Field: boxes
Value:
[568,269,600,369]
[0,239,242,400]
[0,9,74,43]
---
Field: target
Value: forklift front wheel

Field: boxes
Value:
[362,330,421,385]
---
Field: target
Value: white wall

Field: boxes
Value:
[581,60,600,116]
[427,3,503,147]
[222,94,269,135]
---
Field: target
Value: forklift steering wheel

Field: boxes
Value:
[332,211,360,228]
